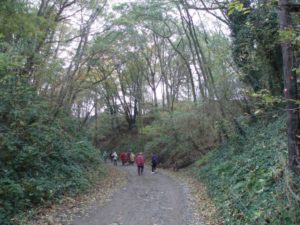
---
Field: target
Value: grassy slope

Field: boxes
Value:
[194,117,300,225]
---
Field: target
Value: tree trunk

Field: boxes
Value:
[279,0,300,172]
[162,80,165,109]
[152,86,158,107]
[93,96,98,144]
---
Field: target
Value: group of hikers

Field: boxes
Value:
[102,150,158,176]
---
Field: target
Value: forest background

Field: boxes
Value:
[0,0,300,224]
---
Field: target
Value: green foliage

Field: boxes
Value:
[250,89,283,111]
[229,0,283,95]
[279,28,297,43]
[0,76,104,225]
[227,1,250,16]
[0,0,55,59]
[194,116,300,224]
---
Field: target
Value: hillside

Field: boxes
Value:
[194,116,300,224]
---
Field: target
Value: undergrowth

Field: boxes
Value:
[0,78,105,225]
[194,116,300,225]
[142,105,222,167]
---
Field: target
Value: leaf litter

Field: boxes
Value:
[27,165,127,225]
[161,168,224,225]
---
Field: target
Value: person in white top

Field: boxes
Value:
[112,152,118,166]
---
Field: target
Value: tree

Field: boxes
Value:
[278,0,300,172]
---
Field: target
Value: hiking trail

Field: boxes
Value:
[30,164,222,225]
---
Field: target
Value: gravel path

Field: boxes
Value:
[72,165,200,225]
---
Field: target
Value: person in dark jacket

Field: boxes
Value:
[151,152,158,173]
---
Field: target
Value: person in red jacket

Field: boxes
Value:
[135,152,145,176]
[120,152,128,166]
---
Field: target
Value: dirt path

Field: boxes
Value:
[72,165,201,225]
[28,164,221,225]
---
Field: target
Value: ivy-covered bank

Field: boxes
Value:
[0,80,105,225]
[195,117,300,225]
